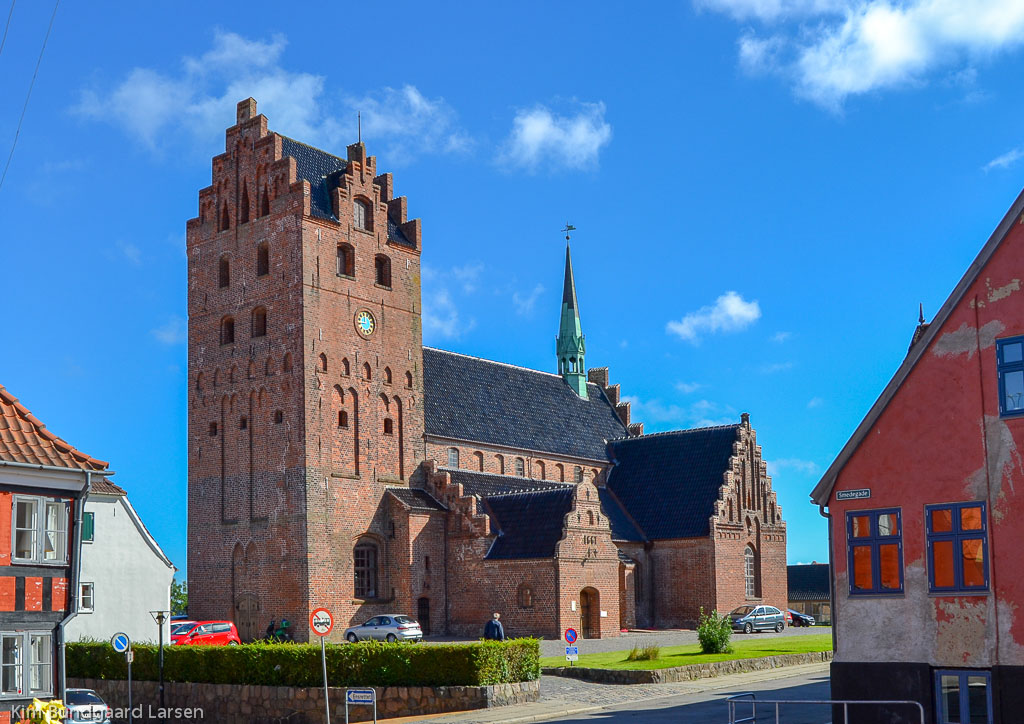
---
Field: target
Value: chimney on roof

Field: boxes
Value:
[237,98,257,124]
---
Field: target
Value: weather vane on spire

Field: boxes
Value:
[561,223,576,242]
[358,112,362,144]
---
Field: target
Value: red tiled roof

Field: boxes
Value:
[91,479,126,496]
[0,384,108,471]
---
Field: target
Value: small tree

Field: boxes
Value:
[171,577,188,616]
[697,607,733,654]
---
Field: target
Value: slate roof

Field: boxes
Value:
[443,468,571,497]
[787,564,830,602]
[606,425,740,540]
[483,488,575,559]
[0,384,108,471]
[598,486,645,543]
[387,487,447,512]
[279,136,414,249]
[422,348,628,460]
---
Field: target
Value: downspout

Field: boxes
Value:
[58,469,92,699]
[819,504,836,654]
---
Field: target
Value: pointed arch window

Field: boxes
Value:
[473,451,484,471]
[745,546,757,598]
[219,202,230,231]
[260,186,270,217]
[319,353,328,373]
[251,307,267,338]
[375,255,392,288]
[342,358,351,376]
[536,460,545,479]
[239,184,250,224]
[575,466,584,483]
[405,371,413,389]
[256,242,269,276]
[448,448,460,468]
[384,367,392,385]
[353,199,371,231]
[219,256,230,288]
[220,317,235,345]
[337,244,355,278]
[363,362,372,380]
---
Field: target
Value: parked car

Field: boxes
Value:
[171,620,241,646]
[170,619,196,636]
[729,605,785,633]
[65,688,111,723]
[788,609,816,627]
[343,614,422,642]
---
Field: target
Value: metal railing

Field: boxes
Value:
[726,692,926,724]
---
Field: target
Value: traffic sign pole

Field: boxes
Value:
[111,633,133,724]
[310,608,335,724]
[321,635,330,724]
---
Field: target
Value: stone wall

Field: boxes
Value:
[542,650,833,684]
[69,677,540,723]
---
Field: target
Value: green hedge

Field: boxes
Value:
[67,639,540,688]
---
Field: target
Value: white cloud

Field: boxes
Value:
[712,0,1024,109]
[512,283,545,316]
[675,381,703,394]
[423,289,475,341]
[667,291,761,343]
[807,396,824,408]
[76,31,465,163]
[771,331,792,343]
[451,262,484,293]
[984,147,1024,172]
[498,101,612,171]
[152,316,187,345]
[623,395,737,428]
[767,457,821,476]
[117,241,142,265]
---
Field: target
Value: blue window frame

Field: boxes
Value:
[927,502,989,593]
[846,508,903,595]
[935,670,992,724]
[997,336,1024,416]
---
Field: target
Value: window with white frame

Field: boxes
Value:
[0,631,52,697]
[80,583,95,613]
[12,497,68,565]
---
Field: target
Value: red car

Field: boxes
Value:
[171,621,241,646]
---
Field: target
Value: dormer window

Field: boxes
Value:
[354,200,370,231]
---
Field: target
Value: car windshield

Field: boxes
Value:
[65,690,104,705]
[171,624,193,634]
[394,616,413,624]
[731,606,755,616]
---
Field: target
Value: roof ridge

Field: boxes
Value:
[486,486,574,500]
[441,466,571,485]
[424,347,604,386]
[608,423,741,444]
[279,134,347,166]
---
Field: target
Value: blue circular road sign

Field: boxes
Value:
[565,628,578,644]
[111,633,130,653]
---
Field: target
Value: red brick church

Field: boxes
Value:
[186,99,788,641]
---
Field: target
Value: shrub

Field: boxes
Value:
[625,641,660,661]
[696,607,733,654]
[67,638,540,688]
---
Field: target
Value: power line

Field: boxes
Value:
[0,0,59,193]
[0,0,15,59]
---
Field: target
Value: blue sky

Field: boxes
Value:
[3,0,1024,577]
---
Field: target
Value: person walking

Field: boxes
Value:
[483,612,506,641]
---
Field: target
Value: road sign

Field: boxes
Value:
[110,633,130,653]
[565,646,579,662]
[310,607,334,637]
[837,488,871,500]
[346,689,376,705]
[564,628,578,644]
[126,650,135,663]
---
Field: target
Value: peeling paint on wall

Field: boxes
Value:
[987,278,1021,303]
[934,598,992,665]
[966,415,1023,520]
[931,320,1005,359]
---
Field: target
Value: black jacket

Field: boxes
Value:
[483,619,506,641]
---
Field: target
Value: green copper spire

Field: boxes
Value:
[556,242,587,399]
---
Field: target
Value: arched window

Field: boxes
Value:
[405,371,413,389]
[338,410,348,428]
[220,317,235,345]
[473,451,484,471]
[354,541,378,599]
[515,458,525,477]
[363,362,372,380]
[383,418,393,435]
[265,357,276,376]
[251,307,267,338]
[536,461,545,479]
[274,410,283,424]
[319,353,328,373]
[575,466,583,483]
[219,256,230,288]
[745,546,756,598]
[283,353,293,372]
[495,455,505,475]
[337,244,354,277]
[342,358,351,376]
[384,367,392,385]
[195,372,205,393]
[556,463,565,482]
[219,201,230,231]
[257,242,269,276]
[587,510,595,526]
[260,185,270,217]
[448,448,460,468]
[239,183,250,224]
[375,255,392,288]
[518,585,533,608]
[239,416,247,430]
[353,199,371,231]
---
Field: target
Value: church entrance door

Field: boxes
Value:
[236,593,259,642]
[580,587,599,639]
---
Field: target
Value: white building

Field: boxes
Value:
[67,480,175,644]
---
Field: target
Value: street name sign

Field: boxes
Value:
[836,489,871,501]
[346,689,376,705]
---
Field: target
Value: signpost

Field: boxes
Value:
[564,628,579,666]
[111,632,132,724]
[837,488,871,501]
[345,688,377,724]
[310,608,334,724]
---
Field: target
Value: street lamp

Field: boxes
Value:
[149,610,168,720]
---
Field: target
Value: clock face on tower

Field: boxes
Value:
[355,310,376,338]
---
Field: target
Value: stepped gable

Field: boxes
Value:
[422,348,628,460]
[0,384,108,471]
[482,487,576,559]
[606,425,741,539]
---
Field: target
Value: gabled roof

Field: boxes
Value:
[483,488,575,559]
[598,486,645,542]
[422,348,628,460]
[443,468,571,497]
[787,564,830,602]
[279,136,415,249]
[812,187,1024,505]
[0,385,108,471]
[387,486,447,512]
[606,425,740,539]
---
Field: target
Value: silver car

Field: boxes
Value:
[65,688,111,723]
[344,614,422,642]
[729,605,786,633]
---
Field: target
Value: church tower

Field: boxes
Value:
[556,243,587,399]
[186,99,425,641]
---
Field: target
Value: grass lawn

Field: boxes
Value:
[540,633,833,670]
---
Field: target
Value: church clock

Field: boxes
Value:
[355,310,376,338]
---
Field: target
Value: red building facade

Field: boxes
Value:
[814,188,1024,723]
